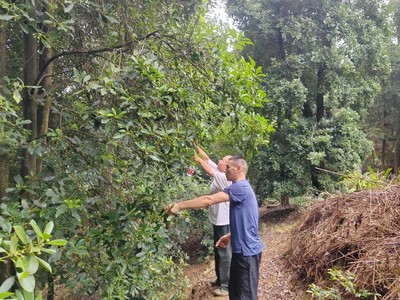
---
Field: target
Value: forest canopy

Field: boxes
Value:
[1,0,400,298]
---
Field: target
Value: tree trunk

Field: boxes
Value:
[310,165,321,191]
[279,162,289,205]
[394,140,400,176]
[280,193,289,206]
[277,28,285,60]
[0,20,11,285]
[36,18,53,174]
[316,65,326,122]
[303,100,313,118]
[0,20,9,201]
[0,20,5,78]
[0,154,8,201]
[300,74,313,118]
[21,31,38,179]
[381,105,388,170]
[381,138,387,171]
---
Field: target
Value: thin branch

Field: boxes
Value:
[35,30,159,86]
[315,167,391,184]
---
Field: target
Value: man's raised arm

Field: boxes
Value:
[195,145,210,161]
[194,155,214,176]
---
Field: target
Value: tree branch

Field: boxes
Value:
[35,30,159,86]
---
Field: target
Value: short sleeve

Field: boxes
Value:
[224,182,247,203]
[207,159,218,170]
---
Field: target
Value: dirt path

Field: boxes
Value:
[185,206,310,300]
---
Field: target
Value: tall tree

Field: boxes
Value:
[365,0,400,176]
[0,17,7,201]
[0,0,269,297]
[226,0,391,201]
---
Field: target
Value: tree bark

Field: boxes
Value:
[300,74,313,118]
[316,65,326,122]
[394,140,400,176]
[0,20,5,78]
[303,100,313,118]
[280,193,289,206]
[381,138,387,171]
[36,14,53,174]
[277,27,285,61]
[0,17,13,289]
[310,165,321,191]
[0,20,9,201]
[21,31,38,179]
[279,161,290,205]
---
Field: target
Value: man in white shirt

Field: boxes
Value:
[194,145,232,297]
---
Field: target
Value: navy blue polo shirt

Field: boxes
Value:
[224,179,263,256]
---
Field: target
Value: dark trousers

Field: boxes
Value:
[228,252,262,300]
[213,224,231,289]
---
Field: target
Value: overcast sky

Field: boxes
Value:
[206,1,235,28]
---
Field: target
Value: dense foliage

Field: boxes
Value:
[226,0,393,201]
[364,0,400,174]
[0,0,269,298]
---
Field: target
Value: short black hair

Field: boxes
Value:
[229,155,248,173]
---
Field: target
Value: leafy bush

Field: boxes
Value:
[338,167,396,193]
[0,212,66,300]
[307,268,379,300]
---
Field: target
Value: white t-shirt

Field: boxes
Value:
[208,159,231,226]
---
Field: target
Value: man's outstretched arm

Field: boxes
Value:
[166,191,229,215]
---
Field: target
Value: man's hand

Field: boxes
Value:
[164,203,180,215]
[195,145,209,161]
[216,233,231,248]
[194,155,202,163]
[194,156,214,176]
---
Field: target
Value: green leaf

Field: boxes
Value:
[29,220,43,240]
[35,256,52,273]
[64,3,74,13]
[104,14,118,24]
[71,209,81,221]
[55,205,68,218]
[149,155,161,162]
[13,226,28,244]
[45,189,58,199]
[26,254,39,274]
[45,239,67,246]
[15,257,25,273]
[0,218,11,233]
[0,292,14,298]
[44,221,54,235]
[113,133,126,139]
[23,289,34,300]
[0,276,15,292]
[41,248,56,255]
[0,15,13,21]
[13,90,22,103]
[35,291,43,300]
[42,233,51,240]
[19,22,30,34]
[15,290,24,300]
[18,274,35,293]
[10,235,18,254]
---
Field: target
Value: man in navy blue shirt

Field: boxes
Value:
[167,156,263,300]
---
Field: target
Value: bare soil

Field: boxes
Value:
[185,206,311,300]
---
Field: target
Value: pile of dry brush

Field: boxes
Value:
[285,185,400,299]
